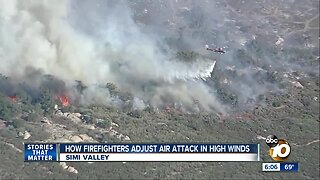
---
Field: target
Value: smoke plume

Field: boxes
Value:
[0,0,225,113]
[1,0,318,113]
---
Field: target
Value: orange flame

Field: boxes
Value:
[58,96,69,107]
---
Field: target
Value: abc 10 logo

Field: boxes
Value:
[266,135,291,161]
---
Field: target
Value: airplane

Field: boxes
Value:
[205,44,226,54]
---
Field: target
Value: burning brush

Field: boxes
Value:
[55,95,70,107]
[8,94,18,103]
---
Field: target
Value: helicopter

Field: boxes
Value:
[205,44,226,54]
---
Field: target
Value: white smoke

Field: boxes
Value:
[0,0,224,113]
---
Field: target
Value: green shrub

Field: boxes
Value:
[96,119,112,129]
[7,118,25,129]
[0,95,18,120]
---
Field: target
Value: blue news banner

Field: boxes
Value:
[25,143,260,162]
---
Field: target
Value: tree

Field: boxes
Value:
[106,83,118,96]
